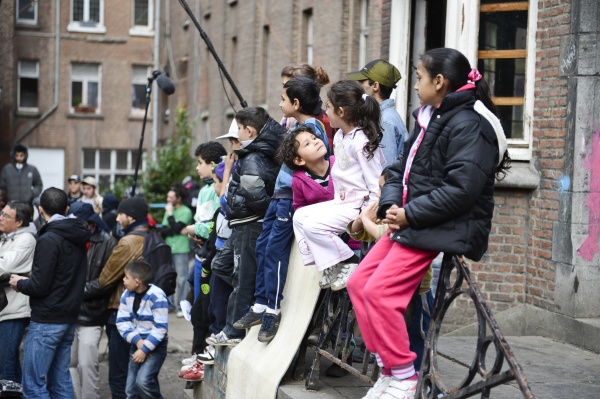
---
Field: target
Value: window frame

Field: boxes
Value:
[70,63,102,114]
[68,0,106,34]
[16,0,38,25]
[17,60,40,112]
[82,149,146,190]
[445,0,538,161]
[131,65,151,115]
[129,0,154,36]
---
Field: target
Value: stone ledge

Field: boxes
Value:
[494,161,540,190]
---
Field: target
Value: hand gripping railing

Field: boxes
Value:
[416,254,536,399]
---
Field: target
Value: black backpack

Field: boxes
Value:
[132,230,177,296]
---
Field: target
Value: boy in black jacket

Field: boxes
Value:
[206,107,285,346]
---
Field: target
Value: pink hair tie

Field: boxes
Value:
[467,68,482,84]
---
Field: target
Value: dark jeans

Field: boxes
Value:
[0,317,29,382]
[208,273,232,336]
[191,274,211,354]
[106,320,130,399]
[125,343,167,399]
[221,222,263,339]
[254,199,295,310]
[409,290,434,371]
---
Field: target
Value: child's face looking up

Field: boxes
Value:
[196,156,214,180]
[294,132,327,166]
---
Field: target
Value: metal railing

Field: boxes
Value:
[294,254,536,399]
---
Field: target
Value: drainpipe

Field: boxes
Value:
[15,0,60,144]
[152,0,161,161]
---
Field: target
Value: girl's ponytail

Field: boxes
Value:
[359,94,383,160]
[327,80,382,160]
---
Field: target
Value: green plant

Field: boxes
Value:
[141,107,197,220]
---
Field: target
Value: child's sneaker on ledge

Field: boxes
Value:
[364,374,392,399]
[379,376,418,399]
[233,309,265,329]
[181,354,198,366]
[319,263,344,289]
[257,313,281,343]
[196,346,216,365]
[330,262,358,291]
[180,363,204,381]
[206,331,242,347]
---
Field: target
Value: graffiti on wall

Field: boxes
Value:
[577,129,600,261]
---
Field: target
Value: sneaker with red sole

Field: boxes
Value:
[179,363,204,381]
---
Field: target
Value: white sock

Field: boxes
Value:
[391,364,416,380]
[266,307,280,315]
[375,353,384,367]
[252,304,267,313]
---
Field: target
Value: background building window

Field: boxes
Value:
[18,60,39,111]
[131,65,150,113]
[477,1,529,140]
[82,149,144,190]
[69,0,105,33]
[302,8,314,64]
[71,63,101,113]
[134,0,151,27]
[16,0,37,24]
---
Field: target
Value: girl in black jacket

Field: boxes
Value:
[347,48,510,399]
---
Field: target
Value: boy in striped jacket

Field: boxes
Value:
[117,260,169,398]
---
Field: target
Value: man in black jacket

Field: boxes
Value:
[69,202,116,399]
[9,187,91,399]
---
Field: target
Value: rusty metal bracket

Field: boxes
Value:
[416,254,536,398]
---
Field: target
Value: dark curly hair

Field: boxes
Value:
[275,125,319,170]
[194,141,227,165]
[327,80,382,160]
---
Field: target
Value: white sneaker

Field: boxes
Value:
[331,263,358,291]
[181,354,197,366]
[362,374,392,399]
[379,377,418,399]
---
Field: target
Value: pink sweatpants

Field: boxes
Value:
[347,237,438,368]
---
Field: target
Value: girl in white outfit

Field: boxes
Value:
[293,80,384,291]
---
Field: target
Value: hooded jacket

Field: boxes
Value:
[0,145,43,203]
[0,224,37,322]
[227,117,285,226]
[17,217,91,323]
[78,227,117,326]
[378,90,499,261]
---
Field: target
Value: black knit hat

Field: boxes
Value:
[117,196,148,220]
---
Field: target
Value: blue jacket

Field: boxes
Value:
[379,99,409,167]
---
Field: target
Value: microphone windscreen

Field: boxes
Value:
[156,75,176,95]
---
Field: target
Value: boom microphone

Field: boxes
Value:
[152,70,176,95]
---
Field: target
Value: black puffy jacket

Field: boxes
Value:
[378,90,499,261]
[78,228,117,326]
[17,217,91,323]
[227,117,285,226]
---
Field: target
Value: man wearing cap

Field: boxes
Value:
[84,196,148,399]
[69,202,116,399]
[347,59,409,167]
[81,176,103,214]
[0,144,43,205]
[66,175,84,206]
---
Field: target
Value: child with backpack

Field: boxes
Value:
[347,48,510,399]
[232,78,331,343]
[292,79,384,292]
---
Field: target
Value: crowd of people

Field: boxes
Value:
[0,47,509,399]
